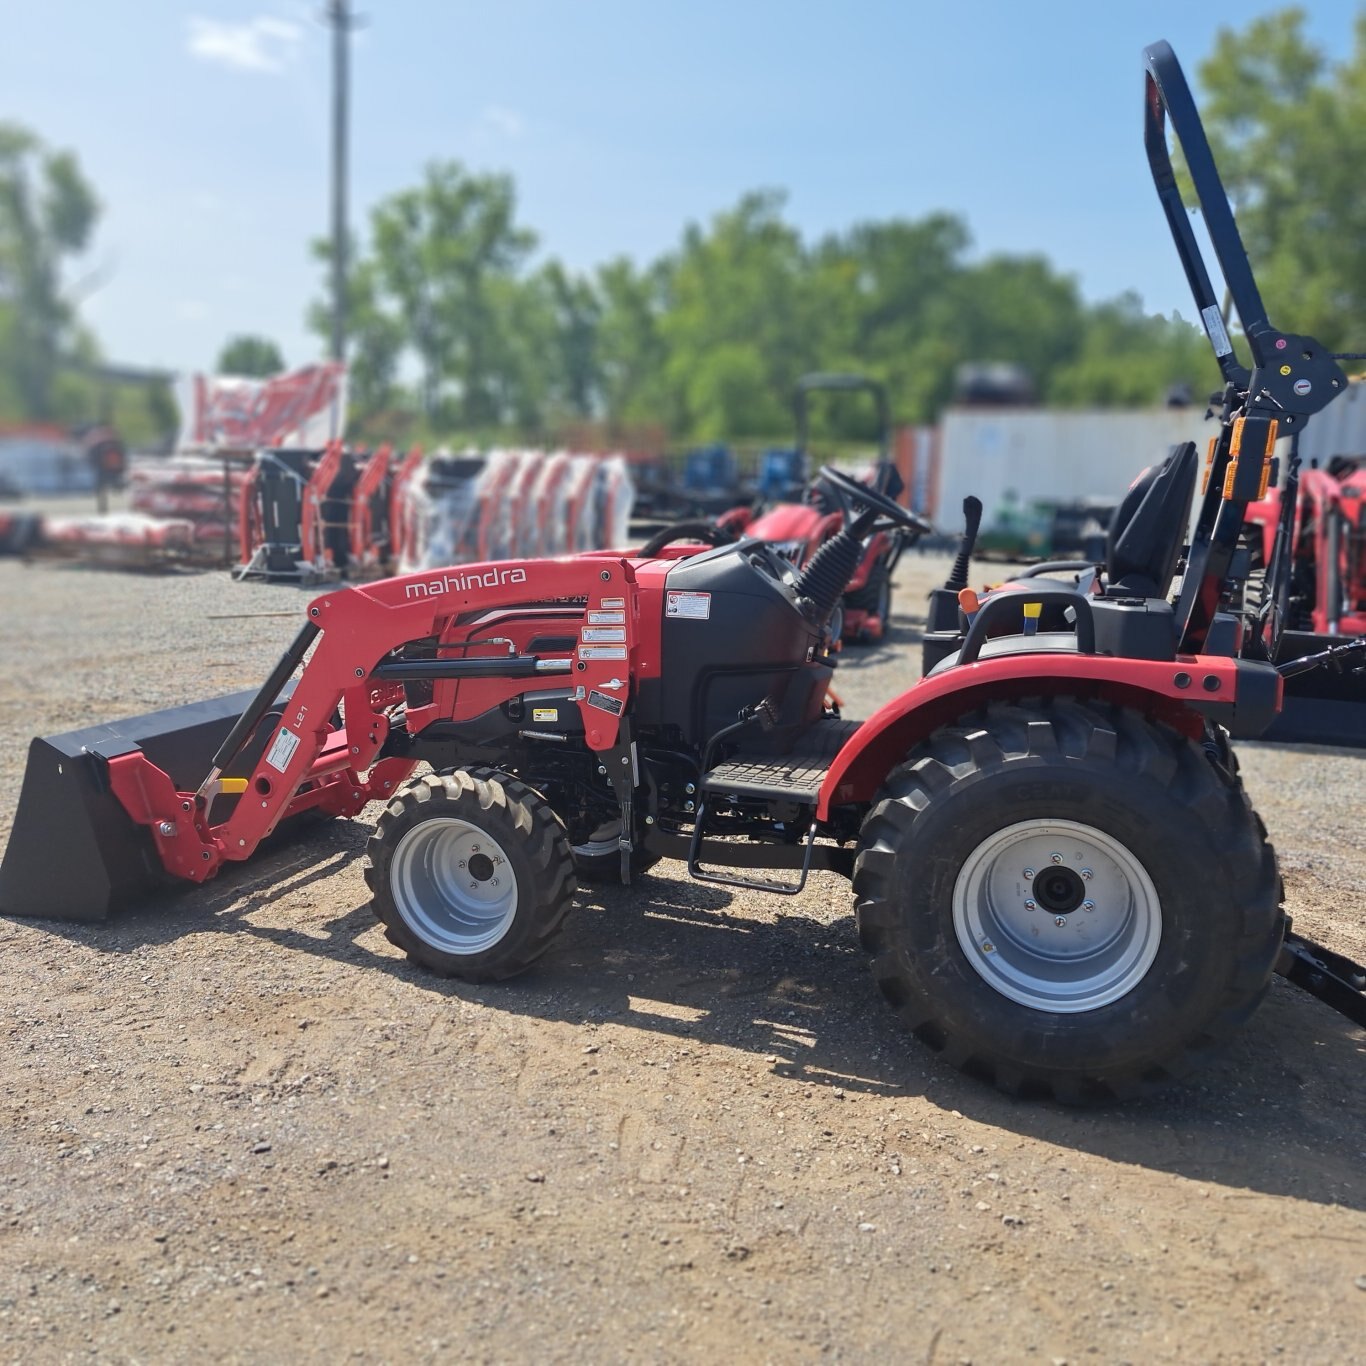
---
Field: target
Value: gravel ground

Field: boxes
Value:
[1,530,1364,1364]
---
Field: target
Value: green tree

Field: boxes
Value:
[595,256,671,433]
[1049,293,1215,406]
[308,241,406,422]
[1191,8,1366,347]
[535,260,601,420]
[369,161,536,426]
[0,123,99,419]
[216,334,284,376]
[658,191,818,439]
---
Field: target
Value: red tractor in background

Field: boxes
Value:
[1237,454,1366,746]
[1242,456,1366,638]
[666,377,923,647]
[3,42,1366,1105]
[711,374,931,644]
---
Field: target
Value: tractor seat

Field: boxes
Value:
[1104,441,1198,599]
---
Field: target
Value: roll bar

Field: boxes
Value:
[1142,41,1347,426]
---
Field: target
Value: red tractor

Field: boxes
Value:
[1238,456,1366,745]
[3,43,1364,1102]
[713,374,930,645]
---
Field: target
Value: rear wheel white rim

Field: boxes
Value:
[952,818,1162,1013]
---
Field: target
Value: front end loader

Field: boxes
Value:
[3,42,1364,1103]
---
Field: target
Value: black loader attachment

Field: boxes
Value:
[0,624,321,923]
[0,691,280,922]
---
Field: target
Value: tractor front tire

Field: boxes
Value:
[365,768,576,982]
[853,699,1282,1103]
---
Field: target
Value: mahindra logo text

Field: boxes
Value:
[404,567,529,598]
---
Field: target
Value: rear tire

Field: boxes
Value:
[852,699,1282,1103]
[365,767,576,981]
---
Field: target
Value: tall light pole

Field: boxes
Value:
[324,0,357,364]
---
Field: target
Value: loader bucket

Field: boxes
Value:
[0,688,286,923]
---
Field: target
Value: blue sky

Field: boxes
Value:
[2,1,1361,374]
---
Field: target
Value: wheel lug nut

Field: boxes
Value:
[1023,868,1035,880]
[458,859,466,868]
[471,844,480,852]
[981,941,995,954]
[1023,899,1036,911]
[1082,899,1095,912]
[1050,853,1063,865]
[492,878,499,887]
[1081,868,1093,880]
[1054,916,1067,927]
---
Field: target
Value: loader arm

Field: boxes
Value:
[105,556,641,884]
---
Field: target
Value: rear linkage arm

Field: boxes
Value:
[1276,934,1366,1029]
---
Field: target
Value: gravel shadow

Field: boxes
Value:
[23,827,1366,1216]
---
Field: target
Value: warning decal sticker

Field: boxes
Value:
[665,590,712,620]
[1201,304,1233,357]
[588,689,624,715]
[265,725,301,774]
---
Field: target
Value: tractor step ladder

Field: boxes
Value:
[687,751,831,894]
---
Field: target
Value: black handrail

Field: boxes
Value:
[957,588,1096,666]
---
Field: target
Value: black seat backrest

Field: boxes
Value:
[1105,441,1198,599]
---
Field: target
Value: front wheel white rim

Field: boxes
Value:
[390,817,518,954]
[952,818,1162,1013]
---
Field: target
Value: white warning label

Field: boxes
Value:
[1201,304,1233,357]
[265,725,301,774]
[581,627,626,643]
[666,590,712,620]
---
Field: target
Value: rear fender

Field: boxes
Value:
[815,652,1279,817]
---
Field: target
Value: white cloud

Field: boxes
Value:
[477,105,525,140]
[186,15,305,74]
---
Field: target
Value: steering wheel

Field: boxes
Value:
[638,519,736,557]
[819,466,932,535]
